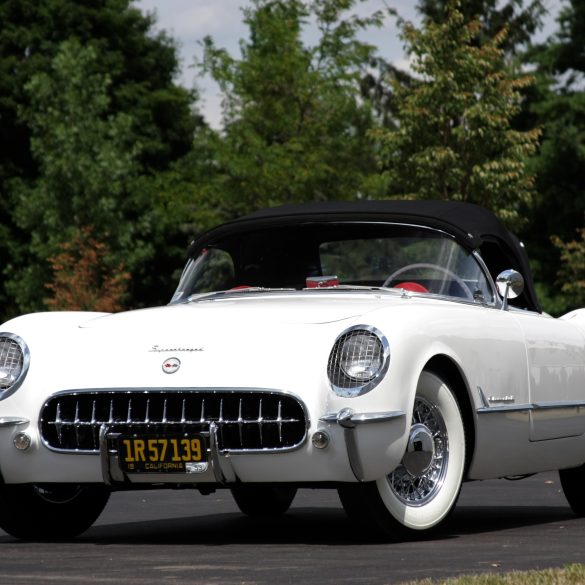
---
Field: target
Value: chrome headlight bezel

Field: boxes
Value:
[327,325,390,397]
[0,333,30,400]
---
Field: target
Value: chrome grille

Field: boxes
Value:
[40,390,307,453]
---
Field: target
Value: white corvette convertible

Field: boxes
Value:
[1,200,585,540]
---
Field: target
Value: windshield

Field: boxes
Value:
[171,223,494,304]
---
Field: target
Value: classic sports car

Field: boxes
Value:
[1,200,585,540]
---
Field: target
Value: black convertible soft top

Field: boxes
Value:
[190,200,540,312]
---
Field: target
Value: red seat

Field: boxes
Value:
[394,281,429,293]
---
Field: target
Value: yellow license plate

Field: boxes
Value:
[118,434,206,473]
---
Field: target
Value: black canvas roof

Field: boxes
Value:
[191,200,540,312]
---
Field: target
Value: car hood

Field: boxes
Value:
[79,292,390,330]
[15,292,400,393]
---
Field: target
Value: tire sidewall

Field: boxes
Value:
[376,371,466,531]
[0,484,110,540]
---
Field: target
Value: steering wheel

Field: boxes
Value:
[383,263,474,300]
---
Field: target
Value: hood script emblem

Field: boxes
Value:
[162,357,181,374]
[150,345,203,353]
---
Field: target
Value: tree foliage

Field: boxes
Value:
[6,39,151,313]
[45,227,131,312]
[362,0,545,133]
[0,0,196,176]
[374,2,540,229]
[0,0,583,320]
[0,0,201,320]
[521,0,585,314]
[416,0,546,55]
[552,226,585,310]
[192,0,384,224]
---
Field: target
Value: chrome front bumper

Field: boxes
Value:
[99,408,407,486]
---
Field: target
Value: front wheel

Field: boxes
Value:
[338,371,466,537]
[0,483,110,540]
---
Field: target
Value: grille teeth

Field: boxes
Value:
[40,390,307,453]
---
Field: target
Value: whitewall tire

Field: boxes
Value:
[338,370,466,537]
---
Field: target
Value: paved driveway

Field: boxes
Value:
[0,472,583,584]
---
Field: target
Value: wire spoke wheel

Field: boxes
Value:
[388,396,449,506]
[338,371,466,538]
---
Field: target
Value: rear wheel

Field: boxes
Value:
[338,371,466,537]
[559,465,585,516]
[0,483,110,540]
[231,485,297,517]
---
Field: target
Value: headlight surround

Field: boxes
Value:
[0,333,30,400]
[327,326,390,397]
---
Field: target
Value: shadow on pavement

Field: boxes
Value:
[40,504,575,546]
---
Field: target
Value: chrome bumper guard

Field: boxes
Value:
[99,423,237,486]
[319,408,405,482]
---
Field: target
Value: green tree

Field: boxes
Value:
[45,227,131,312]
[192,0,384,225]
[521,0,585,314]
[7,40,151,313]
[361,0,545,132]
[416,0,546,55]
[0,0,200,321]
[552,226,585,310]
[374,1,540,229]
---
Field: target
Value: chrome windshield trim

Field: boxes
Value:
[173,222,484,304]
[187,288,297,303]
[472,250,499,307]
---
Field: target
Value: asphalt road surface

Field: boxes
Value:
[1,471,585,585]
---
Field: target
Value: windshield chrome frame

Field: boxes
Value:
[171,221,499,307]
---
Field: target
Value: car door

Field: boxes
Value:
[512,311,585,441]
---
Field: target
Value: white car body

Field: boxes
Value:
[1,200,585,539]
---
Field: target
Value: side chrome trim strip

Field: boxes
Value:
[477,400,585,415]
[531,401,585,410]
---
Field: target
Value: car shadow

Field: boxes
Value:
[32,504,572,546]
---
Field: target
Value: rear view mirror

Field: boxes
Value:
[496,269,524,311]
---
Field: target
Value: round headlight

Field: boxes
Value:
[339,332,383,381]
[0,333,30,399]
[328,326,389,397]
